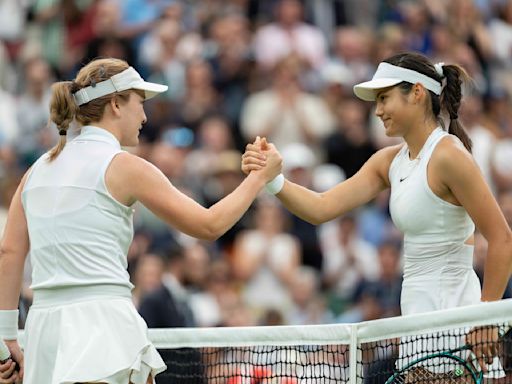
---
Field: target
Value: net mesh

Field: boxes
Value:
[148,300,512,383]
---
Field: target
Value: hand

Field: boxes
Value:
[241,136,267,175]
[466,325,499,373]
[261,140,283,183]
[0,340,23,383]
[241,137,282,182]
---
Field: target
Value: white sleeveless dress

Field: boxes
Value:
[389,128,490,374]
[389,127,480,315]
[21,126,166,383]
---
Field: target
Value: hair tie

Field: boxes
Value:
[59,129,67,136]
[451,114,458,120]
[434,62,445,77]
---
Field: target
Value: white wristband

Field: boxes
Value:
[0,310,18,340]
[265,174,285,195]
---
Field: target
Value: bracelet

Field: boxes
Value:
[265,174,285,195]
[0,310,18,340]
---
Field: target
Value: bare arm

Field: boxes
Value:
[106,147,281,241]
[244,144,399,225]
[0,174,30,311]
[435,138,512,301]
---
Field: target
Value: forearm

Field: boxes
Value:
[277,180,331,225]
[481,237,512,301]
[206,172,266,239]
[0,251,24,310]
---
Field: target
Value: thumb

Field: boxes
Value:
[261,137,269,150]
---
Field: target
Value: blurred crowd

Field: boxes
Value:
[1,0,512,330]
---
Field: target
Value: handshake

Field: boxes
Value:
[242,137,285,195]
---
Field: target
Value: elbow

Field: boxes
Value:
[309,216,324,226]
[202,230,220,242]
[197,223,223,242]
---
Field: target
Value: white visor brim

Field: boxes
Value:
[353,62,442,101]
[73,67,168,106]
[353,78,404,101]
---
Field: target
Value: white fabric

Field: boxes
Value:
[388,128,494,374]
[265,174,285,195]
[0,310,18,340]
[353,62,442,101]
[22,126,134,292]
[23,298,166,384]
[73,67,168,106]
[389,127,478,316]
[20,125,166,382]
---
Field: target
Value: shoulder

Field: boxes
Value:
[140,285,170,304]
[358,143,403,187]
[368,143,404,172]
[431,134,474,168]
[109,151,160,178]
[431,134,477,182]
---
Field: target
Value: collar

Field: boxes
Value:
[74,125,121,149]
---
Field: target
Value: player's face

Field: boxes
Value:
[119,91,147,147]
[374,86,414,137]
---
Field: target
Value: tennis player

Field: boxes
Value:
[0,58,282,384]
[243,52,512,372]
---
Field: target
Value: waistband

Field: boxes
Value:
[403,242,474,280]
[32,284,132,308]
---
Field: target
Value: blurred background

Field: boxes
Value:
[2,0,512,329]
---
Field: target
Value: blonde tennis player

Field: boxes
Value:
[0,57,282,384]
[243,52,512,373]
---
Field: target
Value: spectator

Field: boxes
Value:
[240,54,334,158]
[231,196,301,318]
[252,0,327,71]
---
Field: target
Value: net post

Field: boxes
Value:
[349,323,363,383]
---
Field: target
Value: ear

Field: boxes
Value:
[411,83,426,103]
[109,96,122,117]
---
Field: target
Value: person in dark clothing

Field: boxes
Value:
[138,245,204,384]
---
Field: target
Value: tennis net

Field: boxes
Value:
[149,299,512,383]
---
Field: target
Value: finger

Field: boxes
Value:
[473,348,488,373]
[243,164,265,172]
[0,360,15,379]
[254,136,261,145]
[261,137,268,150]
[245,143,261,153]
[243,150,266,161]
[486,345,494,365]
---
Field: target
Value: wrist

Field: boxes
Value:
[265,173,285,195]
[0,310,18,340]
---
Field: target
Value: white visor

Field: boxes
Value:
[353,62,442,101]
[73,67,168,106]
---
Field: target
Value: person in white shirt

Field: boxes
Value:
[242,51,512,375]
[0,57,282,384]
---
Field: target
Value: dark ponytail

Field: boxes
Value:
[440,64,472,153]
[384,52,472,153]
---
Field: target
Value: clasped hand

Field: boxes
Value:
[0,340,23,384]
[241,136,282,182]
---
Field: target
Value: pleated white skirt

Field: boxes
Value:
[23,297,166,384]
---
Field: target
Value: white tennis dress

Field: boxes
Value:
[388,128,504,377]
[389,127,480,315]
[21,126,166,383]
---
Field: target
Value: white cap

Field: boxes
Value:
[353,62,442,101]
[281,143,316,172]
[73,67,168,106]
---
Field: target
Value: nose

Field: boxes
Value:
[375,102,383,117]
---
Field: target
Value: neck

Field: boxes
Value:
[403,121,438,159]
[88,120,122,142]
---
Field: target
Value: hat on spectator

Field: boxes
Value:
[281,143,316,172]
[73,67,168,106]
[353,62,442,101]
